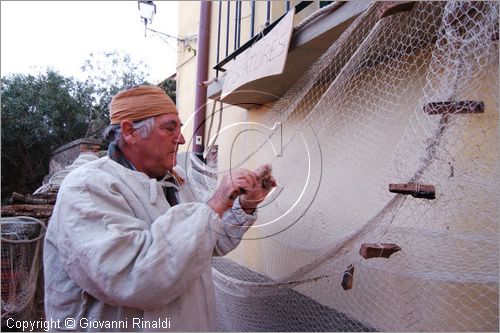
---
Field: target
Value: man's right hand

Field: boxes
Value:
[207,167,269,217]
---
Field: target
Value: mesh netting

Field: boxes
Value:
[187,1,498,331]
[1,217,46,326]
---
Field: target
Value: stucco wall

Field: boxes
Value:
[224,44,499,331]
[176,2,498,331]
[176,1,319,155]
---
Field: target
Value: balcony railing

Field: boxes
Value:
[214,1,313,77]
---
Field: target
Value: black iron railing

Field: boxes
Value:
[214,1,313,76]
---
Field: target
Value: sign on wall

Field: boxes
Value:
[222,8,295,97]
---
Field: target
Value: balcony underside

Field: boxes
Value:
[207,0,372,109]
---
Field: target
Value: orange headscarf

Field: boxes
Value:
[109,85,177,125]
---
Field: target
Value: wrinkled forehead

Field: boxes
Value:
[154,113,183,127]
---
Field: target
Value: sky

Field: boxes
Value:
[1,1,179,84]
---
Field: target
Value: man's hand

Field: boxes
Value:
[207,164,277,217]
[239,164,277,214]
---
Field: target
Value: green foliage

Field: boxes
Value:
[1,51,173,202]
[158,78,176,104]
[1,70,91,201]
[80,51,151,138]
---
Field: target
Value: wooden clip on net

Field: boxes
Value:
[423,101,484,115]
[341,265,355,290]
[389,183,436,199]
[360,243,402,259]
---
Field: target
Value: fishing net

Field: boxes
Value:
[1,217,46,326]
[183,1,498,331]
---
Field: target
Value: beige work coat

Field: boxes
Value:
[43,157,256,331]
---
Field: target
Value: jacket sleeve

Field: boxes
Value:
[53,167,225,311]
[176,165,258,256]
[212,198,257,256]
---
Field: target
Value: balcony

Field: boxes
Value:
[207,0,372,109]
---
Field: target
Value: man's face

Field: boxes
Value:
[134,113,186,177]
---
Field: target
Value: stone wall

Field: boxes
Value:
[47,138,102,179]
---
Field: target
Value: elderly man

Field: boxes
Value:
[44,85,276,331]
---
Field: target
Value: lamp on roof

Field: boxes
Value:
[137,1,191,45]
[138,0,156,35]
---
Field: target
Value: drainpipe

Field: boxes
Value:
[193,0,211,162]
